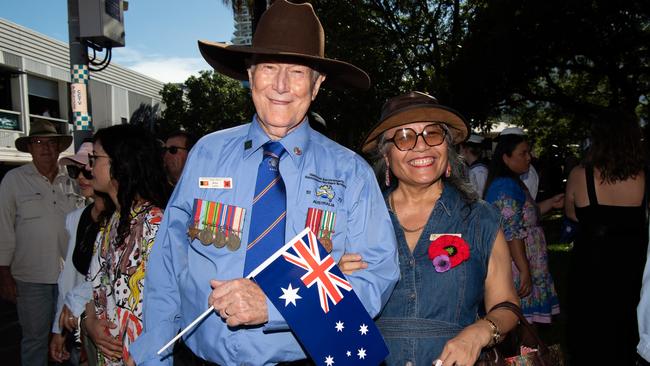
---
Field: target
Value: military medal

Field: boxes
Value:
[188,224,199,241]
[305,208,336,251]
[198,229,213,245]
[226,233,241,251]
[213,230,226,248]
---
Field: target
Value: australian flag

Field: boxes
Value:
[248,228,389,366]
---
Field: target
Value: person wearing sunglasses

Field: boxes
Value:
[0,119,87,366]
[50,141,113,365]
[162,131,196,185]
[359,91,519,366]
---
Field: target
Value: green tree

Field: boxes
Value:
[158,70,254,139]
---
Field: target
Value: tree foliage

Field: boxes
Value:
[157,70,254,139]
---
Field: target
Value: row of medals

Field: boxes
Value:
[188,224,241,251]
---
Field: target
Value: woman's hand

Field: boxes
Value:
[49,332,70,363]
[59,305,78,332]
[539,193,565,214]
[435,321,491,366]
[517,269,533,298]
[85,312,122,360]
[338,253,368,275]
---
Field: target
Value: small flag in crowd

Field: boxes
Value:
[249,228,389,366]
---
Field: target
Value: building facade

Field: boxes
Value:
[0,18,164,166]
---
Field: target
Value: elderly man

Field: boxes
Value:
[0,119,84,366]
[131,1,399,365]
[163,130,196,185]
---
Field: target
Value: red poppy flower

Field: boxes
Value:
[428,235,470,272]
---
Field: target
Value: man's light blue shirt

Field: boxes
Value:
[131,118,399,365]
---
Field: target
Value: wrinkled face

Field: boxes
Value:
[384,122,449,188]
[90,142,117,196]
[248,61,325,138]
[27,137,60,168]
[163,135,189,183]
[503,141,531,175]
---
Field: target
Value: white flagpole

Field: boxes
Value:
[156,305,214,355]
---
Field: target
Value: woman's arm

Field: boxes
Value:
[436,230,519,366]
[564,166,581,222]
[538,193,565,215]
[507,237,532,297]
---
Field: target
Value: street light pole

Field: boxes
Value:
[67,0,93,149]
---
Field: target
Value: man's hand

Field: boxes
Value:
[0,266,17,303]
[49,332,70,363]
[208,279,268,327]
[59,305,78,332]
[85,312,122,361]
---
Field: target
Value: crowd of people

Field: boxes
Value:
[0,1,648,366]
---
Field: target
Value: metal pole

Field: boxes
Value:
[67,0,93,149]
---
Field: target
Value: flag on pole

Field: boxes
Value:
[248,228,389,366]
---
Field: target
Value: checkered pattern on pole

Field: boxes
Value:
[71,64,89,84]
[74,112,92,130]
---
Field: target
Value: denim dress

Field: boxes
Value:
[377,184,500,366]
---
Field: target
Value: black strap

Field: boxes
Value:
[585,164,598,206]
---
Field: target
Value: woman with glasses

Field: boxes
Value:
[84,125,171,365]
[359,91,519,366]
[49,141,113,364]
[483,134,563,325]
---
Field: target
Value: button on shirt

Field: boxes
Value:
[0,163,84,283]
[131,117,399,366]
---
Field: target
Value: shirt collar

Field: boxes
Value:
[243,115,311,167]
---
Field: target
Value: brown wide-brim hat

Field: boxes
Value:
[198,0,370,90]
[361,91,469,154]
[15,119,73,153]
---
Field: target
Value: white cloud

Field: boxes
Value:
[111,47,210,83]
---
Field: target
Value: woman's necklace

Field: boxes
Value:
[389,193,425,233]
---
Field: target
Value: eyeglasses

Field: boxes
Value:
[385,123,447,151]
[88,153,110,167]
[66,165,93,180]
[163,146,188,155]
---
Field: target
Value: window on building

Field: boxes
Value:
[0,68,21,131]
[28,75,60,118]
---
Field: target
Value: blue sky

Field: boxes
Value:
[2,0,236,82]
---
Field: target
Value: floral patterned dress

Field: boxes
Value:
[485,177,559,323]
[87,201,163,365]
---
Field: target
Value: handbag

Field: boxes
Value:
[475,302,564,366]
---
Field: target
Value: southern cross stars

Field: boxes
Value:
[279,283,302,306]
[359,323,369,335]
[357,348,367,359]
[335,321,344,332]
[324,355,334,366]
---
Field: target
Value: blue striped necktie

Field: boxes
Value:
[244,141,287,276]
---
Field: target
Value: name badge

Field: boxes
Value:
[199,177,232,189]
[430,233,462,241]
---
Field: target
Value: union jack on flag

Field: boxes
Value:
[249,228,389,365]
[282,230,352,313]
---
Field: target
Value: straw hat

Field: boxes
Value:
[362,91,469,153]
[15,119,73,153]
[198,0,370,90]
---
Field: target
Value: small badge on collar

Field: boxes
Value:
[430,233,462,241]
[199,177,233,189]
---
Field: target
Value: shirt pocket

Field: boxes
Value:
[16,193,44,220]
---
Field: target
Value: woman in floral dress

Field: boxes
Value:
[484,133,563,323]
[84,125,171,365]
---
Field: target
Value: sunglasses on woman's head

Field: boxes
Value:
[163,146,188,155]
[385,123,447,151]
[66,165,93,179]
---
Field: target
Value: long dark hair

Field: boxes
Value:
[93,125,171,245]
[585,110,645,183]
[483,134,527,198]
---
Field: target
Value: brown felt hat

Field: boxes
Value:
[15,119,73,153]
[362,91,469,153]
[198,0,370,90]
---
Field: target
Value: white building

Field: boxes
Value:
[0,18,164,167]
[231,5,253,45]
